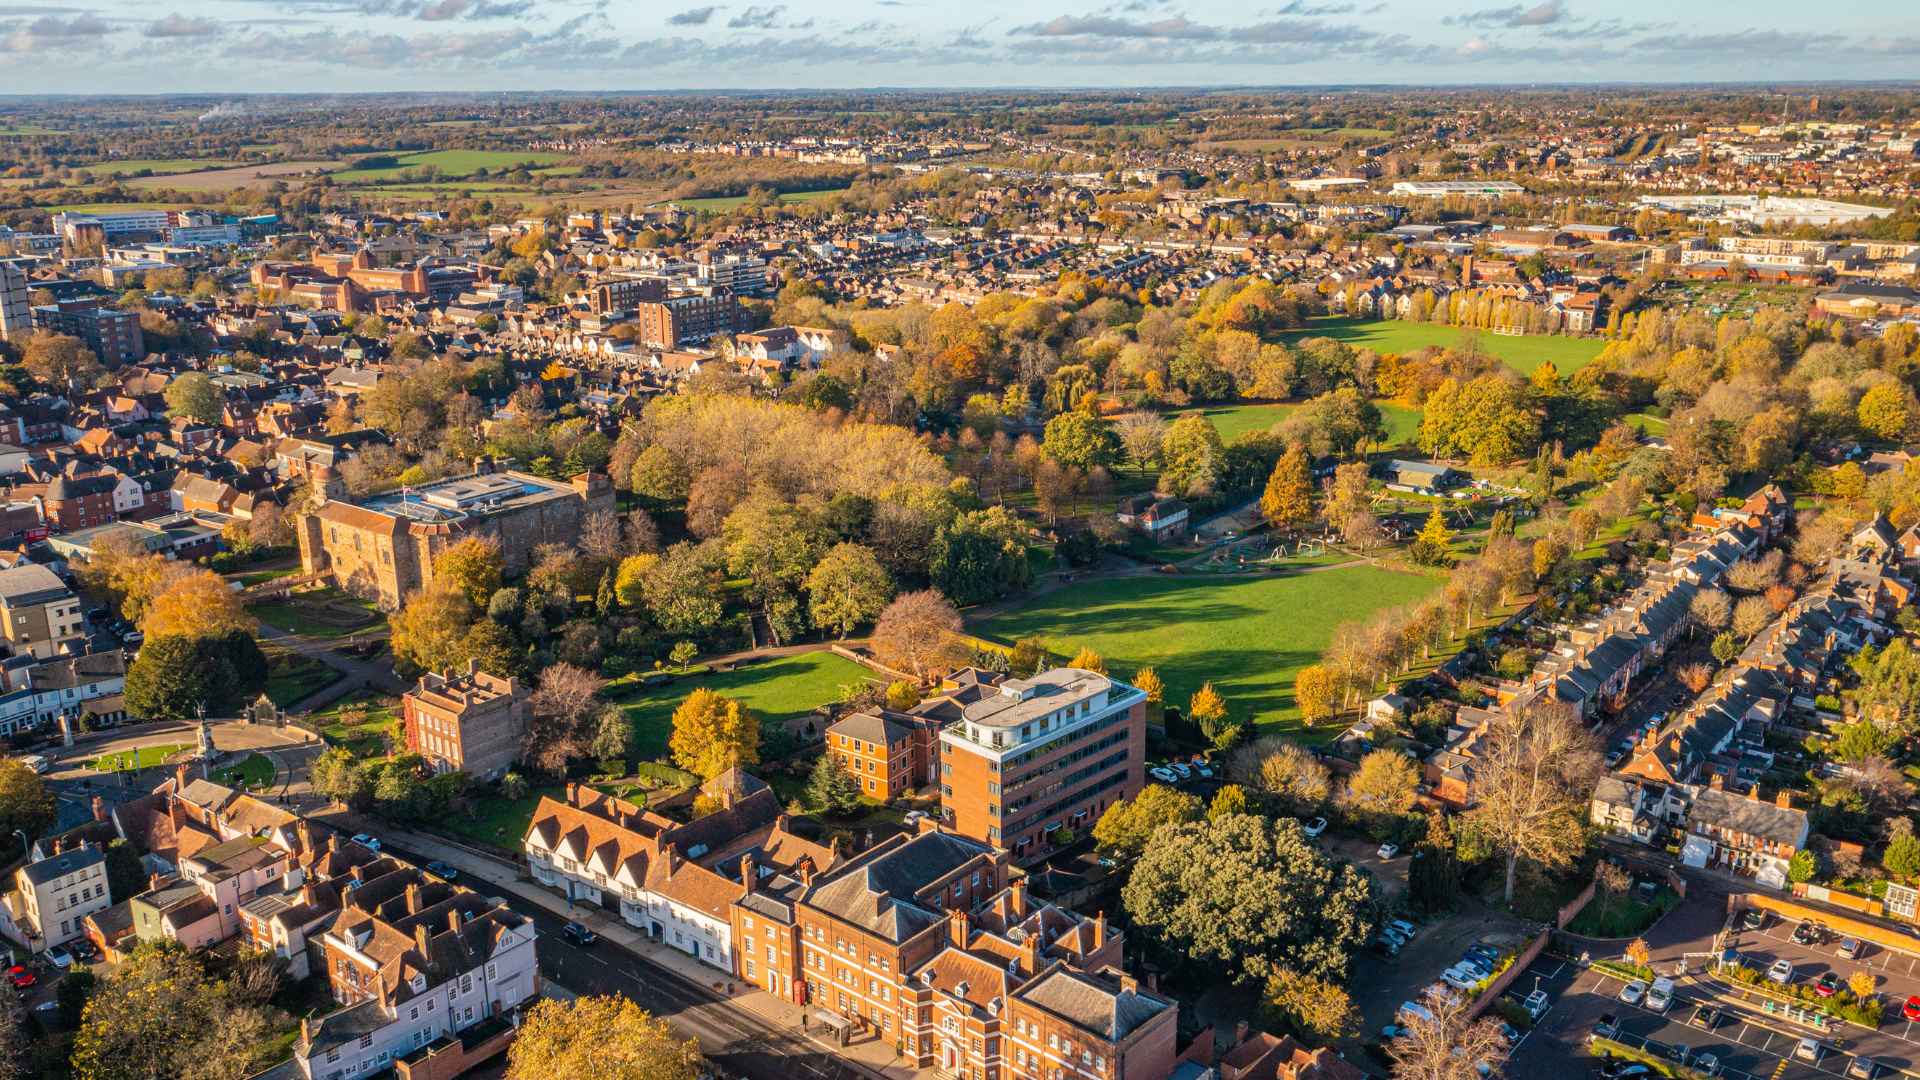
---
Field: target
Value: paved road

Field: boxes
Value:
[371,833,890,1080]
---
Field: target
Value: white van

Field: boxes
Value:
[16,754,48,774]
[1646,977,1675,1012]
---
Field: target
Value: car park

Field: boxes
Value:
[1795,1038,1823,1063]
[1618,980,1646,1005]
[1377,842,1401,859]
[1687,1005,1719,1030]
[561,921,598,947]
[1815,972,1839,997]
[1767,959,1794,984]
[1646,977,1674,1012]
[1848,1056,1879,1078]
[1302,817,1327,838]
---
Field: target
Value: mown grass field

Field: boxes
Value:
[663,187,849,211]
[74,158,235,177]
[973,565,1440,739]
[1281,317,1605,376]
[1176,399,1423,447]
[607,651,875,759]
[329,149,570,182]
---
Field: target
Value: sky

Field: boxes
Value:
[0,0,1916,94]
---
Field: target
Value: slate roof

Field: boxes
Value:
[1013,964,1172,1041]
[1688,786,1808,847]
[803,830,995,943]
[19,845,104,886]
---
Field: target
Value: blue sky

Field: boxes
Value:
[0,0,1916,93]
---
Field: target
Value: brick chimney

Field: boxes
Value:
[775,813,791,834]
[297,819,313,855]
[448,908,462,934]
[1093,911,1107,949]
[405,883,422,914]
[1008,878,1028,918]
[1020,931,1040,976]
[1776,789,1793,810]
[174,762,189,790]
[797,857,815,886]
[1748,783,1761,802]
[148,872,163,893]
[739,855,756,897]
[948,907,969,947]
[90,795,105,822]
[413,922,431,957]
[1709,772,1724,790]
[1233,1019,1249,1046]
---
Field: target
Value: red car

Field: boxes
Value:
[5,966,33,990]
[1814,973,1839,998]
[1904,995,1920,1022]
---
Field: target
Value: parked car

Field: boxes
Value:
[561,921,598,947]
[1377,842,1401,859]
[1301,817,1328,839]
[1386,919,1420,939]
[45,945,71,969]
[1815,972,1840,998]
[1767,959,1794,984]
[1169,762,1193,779]
[1149,767,1177,783]
[1840,937,1863,959]
[1848,1056,1879,1079]
[4,966,33,990]
[1605,749,1626,768]
[1595,1061,1655,1079]
[1794,920,1819,945]
[1646,977,1675,1012]
[1739,908,1767,931]
[425,861,459,881]
[1693,1052,1722,1076]
[68,938,97,962]
[1687,1005,1719,1030]
[1441,968,1479,991]
[1522,989,1550,1020]
[1659,1042,1689,1065]
[1903,994,1920,1023]
[1618,980,1647,1005]
[351,833,381,852]
[1497,1023,1521,1046]
[1194,764,1214,779]
[1373,937,1401,957]
[1380,1024,1409,1040]
[1592,1013,1620,1039]
[1396,1001,1434,1026]
[1795,1038,1824,1063]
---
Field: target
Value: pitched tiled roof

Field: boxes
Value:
[1014,964,1171,1041]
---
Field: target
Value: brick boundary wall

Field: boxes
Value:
[1469,931,1549,1020]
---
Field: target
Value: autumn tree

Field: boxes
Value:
[388,584,476,678]
[1133,666,1165,706]
[0,759,55,852]
[1408,508,1454,567]
[804,542,892,638]
[434,536,505,606]
[1157,413,1226,498]
[1068,646,1106,674]
[523,663,604,774]
[1266,968,1358,1040]
[870,589,965,679]
[1465,701,1601,904]
[505,995,702,1080]
[1345,749,1420,816]
[1234,737,1331,815]
[668,688,760,780]
[162,372,223,424]
[1092,784,1202,858]
[1294,664,1339,726]
[1260,443,1314,535]
[22,330,104,390]
[71,941,280,1080]
[140,569,255,641]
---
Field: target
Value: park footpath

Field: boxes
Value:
[356,818,928,1080]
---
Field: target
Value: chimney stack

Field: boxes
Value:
[1093,910,1107,949]
[297,819,313,855]
[300,1017,312,1046]
[148,872,163,893]
[797,857,815,886]
[414,922,431,958]
[1233,1019,1249,1046]
[739,855,756,897]
[174,762,189,790]
[448,908,462,934]
[1709,772,1724,790]
[948,907,969,947]
[1009,878,1028,917]
[405,883,422,914]
[1777,789,1793,810]
[1020,931,1040,977]
[90,795,105,822]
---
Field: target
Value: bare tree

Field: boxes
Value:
[870,589,966,679]
[1688,588,1732,637]
[525,663,605,774]
[1732,595,1774,641]
[580,510,622,561]
[1388,988,1509,1080]
[1465,701,1602,904]
[1114,410,1167,470]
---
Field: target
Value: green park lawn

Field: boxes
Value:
[1177,399,1423,448]
[974,564,1439,739]
[246,587,380,638]
[445,784,564,849]
[311,693,399,756]
[329,149,569,182]
[607,651,874,760]
[215,753,277,791]
[1280,316,1604,376]
[94,744,190,772]
[264,651,344,708]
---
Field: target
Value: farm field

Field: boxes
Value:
[1177,399,1423,447]
[36,201,184,213]
[130,160,345,191]
[329,149,570,182]
[662,187,849,211]
[974,564,1440,739]
[607,651,874,760]
[76,158,237,177]
[1281,317,1605,376]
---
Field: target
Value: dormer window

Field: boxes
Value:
[411,974,426,993]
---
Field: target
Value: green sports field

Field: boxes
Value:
[608,651,875,760]
[974,565,1440,739]
[1177,399,1423,447]
[1281,317,1604,376]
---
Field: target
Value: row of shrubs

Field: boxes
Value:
[1719,961,1884,1027]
